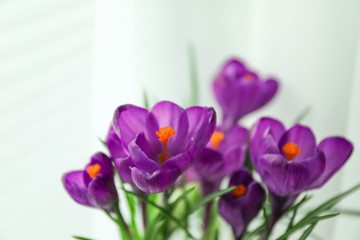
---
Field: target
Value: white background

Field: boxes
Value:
[1,0,360,239]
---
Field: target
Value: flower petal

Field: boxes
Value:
[250,118,286,167]
[258,154,310,196]
[278,125,316,160]
[62,171,92,207]
[112,104,137,137]
[150,101,189,155]
[106,126,128,158]
[193,148,224,182]
[161,138,196,172]
[185,106,216,152]
[114,157,135,184]
[117,106,149,148]
[131,167,181,194]
[88,176,118,211]
[128,133,160,174]
[310,137,353,188]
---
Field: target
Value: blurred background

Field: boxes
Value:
[1,0,360,239]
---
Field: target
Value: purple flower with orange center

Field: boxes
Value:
[62,152,118,211]
[112,101,216,193]
[250,117,353,229]
[213,58,278,131]
[193,125,248,196]
[218,169,265,238]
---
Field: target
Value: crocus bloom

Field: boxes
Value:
[218,169,265,238]
[250,117,353,229]
[213,59,278,131]
[193,125,248,196]
[62,152,118,211]
[112,101,216,193]
[106,125,136,185]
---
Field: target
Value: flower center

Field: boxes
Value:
[210,131,225,150]
[156,126,176,163]
[232,184,247,198]
[282,142,301,161]
[87,163,101,179]
[242,73,254,82]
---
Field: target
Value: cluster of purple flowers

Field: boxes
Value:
[62,58,353,239]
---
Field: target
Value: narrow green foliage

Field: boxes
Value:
[299,222,317,240]
[190,186,235,214]
[97,137,107,148]
[293,105,311,124]
[124,190,196,239]
[143,90,149,109]
[276,213,339,240]
[73,236,95,240]
[188,43,199,106]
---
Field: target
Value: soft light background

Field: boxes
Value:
[1,0,360,239]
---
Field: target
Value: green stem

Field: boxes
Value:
[113,205,131,240]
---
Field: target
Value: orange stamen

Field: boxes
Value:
[210,131,225,150]
[282,142,301,161]
[156,126,176,163]
[232,184,247,198]
[87,163,101,179]
[242,73,254,82]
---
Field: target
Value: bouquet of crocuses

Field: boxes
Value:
[62,57,357,240]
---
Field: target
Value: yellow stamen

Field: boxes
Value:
[282,142,301,161]
[156,126,176,163]
[210,131,225,150]
[87,163,101,179]
[232,184,247,198]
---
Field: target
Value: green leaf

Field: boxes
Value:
[143,90,149,109]
[293,105,311,124]
[299,222,317,240]
[73,236,95,240]
[144,213,165,240]
[332,208,360,217]
[120,182,141,240]
[286,195,312,213]
[190,186,235,214]
[97,137,107,148]
[123,190,196,239]
[304,183,360,219]
[188,43,199,106]
[169,187,195,208]
[276,213,339,240]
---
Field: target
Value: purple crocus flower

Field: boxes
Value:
[213,59,278,131]
[112,101,216,194]
[218,169,265,239]
[193,125,248,196]
[62,152,118,211]
[250,117,353,229]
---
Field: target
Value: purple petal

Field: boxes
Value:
[194,148,225,182]
[128,133,160,174]
[117,106,149,148]
[114,157,135,184]
[220,58,247,80]
[106,126,128,158]
[258,154,310,196]
[218,194,245,237]
[310,137,353,188]
[150,101,189,155]
[161,138,196,172]
[62,171,92,207]
[88,176,118,211]
[240,181,265,225]
[86,152,114,179]
[222,146,247,176]
[250,118,286,167]
[131,167,181,193]
[186,106,216,152]
[112,104,137,137]
[278,125,316,160]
